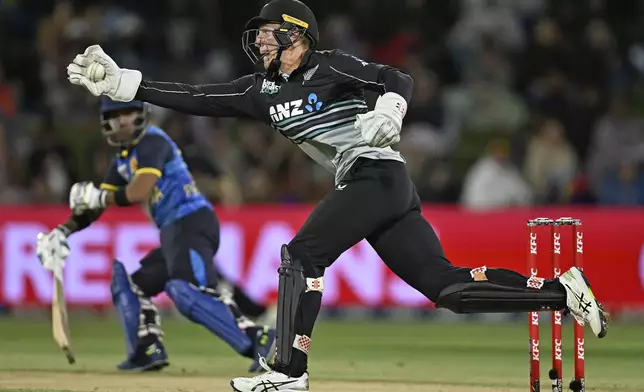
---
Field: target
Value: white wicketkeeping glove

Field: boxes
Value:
[69,181,107,213]
[355,92,408,148]
[36,226,71,273]
[66,45,142,102]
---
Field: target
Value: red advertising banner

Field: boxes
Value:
[0,205,642,310]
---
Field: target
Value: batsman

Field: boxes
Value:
[36,96,276,373]
[66,0,609,390]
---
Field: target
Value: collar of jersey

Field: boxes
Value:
[117,127,149,158]
[299,49,313,69]
[279,49,315,80]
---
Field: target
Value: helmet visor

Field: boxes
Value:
[242,24,306,65]
[100,109,148,147]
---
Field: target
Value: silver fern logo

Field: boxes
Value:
[302,64,319,83]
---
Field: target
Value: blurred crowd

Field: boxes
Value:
[1,0,644,208]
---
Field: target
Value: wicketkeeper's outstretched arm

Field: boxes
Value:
[135,77,258,118]
[67,45,259,118]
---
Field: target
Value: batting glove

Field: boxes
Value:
[69,181,107,213]
[66,45,142,102]
[36,226,70,272]
[355,92,407,148]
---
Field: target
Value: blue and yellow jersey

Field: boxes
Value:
[100,126,212,227]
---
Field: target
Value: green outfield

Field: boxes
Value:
[0,316,641,392]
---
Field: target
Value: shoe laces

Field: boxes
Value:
[249,356,276,380]
[258,356,273,372]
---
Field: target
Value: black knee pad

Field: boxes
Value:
[436,282,566,314]
[276,244,324,367]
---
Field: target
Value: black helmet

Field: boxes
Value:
[242,0,319,65]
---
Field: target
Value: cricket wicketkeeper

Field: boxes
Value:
[65,1,608,390]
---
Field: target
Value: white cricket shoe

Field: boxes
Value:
[559,266,608,338]
[230,357,309,392]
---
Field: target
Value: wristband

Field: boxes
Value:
[56,224,72,236]
[99,190,108,208]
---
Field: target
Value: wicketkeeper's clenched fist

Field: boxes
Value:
[67,44,142,102]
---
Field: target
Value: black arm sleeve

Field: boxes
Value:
[100,158,127,191]
[327,50,414,104]
[135,74,259,118]
[134,134,174,177]
[69,209,104,233]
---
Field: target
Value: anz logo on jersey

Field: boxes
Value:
[305,93,323,112]
[269,93,325,122]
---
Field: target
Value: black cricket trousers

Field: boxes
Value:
[289,157,462,302]
[280,157,565,377]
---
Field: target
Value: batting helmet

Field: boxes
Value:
[242,0,319,65]
[99,96,150,147]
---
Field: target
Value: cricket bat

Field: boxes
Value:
[52,267,75,364]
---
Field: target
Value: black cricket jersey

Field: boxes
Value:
[135,49,414,183]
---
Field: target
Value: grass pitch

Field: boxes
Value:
[0,315,642,391]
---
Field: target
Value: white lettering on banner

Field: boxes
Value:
[66,224,111,303]
[114,223,159,273]
[0,220,458,307]
[214,223,244,285]
[9,217,631,308]
[244,222,295,302]
[3,223,51,303]
[323,241,384,306]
